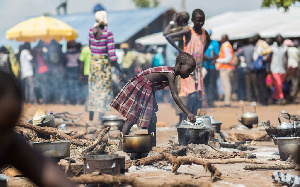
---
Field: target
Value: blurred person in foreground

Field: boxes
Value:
[284,39,300,102]
[270,34,288,105]
[202,29,220,107]
[252,34,272,105]
[20,42,35,104]
[165,9,210,122]
[87,10,122,123]
[0,71,74,187]
[120,43,136,83]
[216,34,235,107]
[236,37,258,103]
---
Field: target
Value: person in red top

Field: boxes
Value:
[216,34,235,107]
[111,53,197,146]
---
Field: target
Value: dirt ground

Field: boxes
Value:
[19,101,300,187]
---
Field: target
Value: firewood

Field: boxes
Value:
[205,158,266,164]
[244,164,297,170]
[16,123,72,140]
[134,153,222,181]
[71,174,212,187]
[71,130,87,139]
[81,127,109,154]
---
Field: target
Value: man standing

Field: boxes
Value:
[236,37,258,102]
[20,43,35,103]
[253,34,271,105]
[120,43,136,83]
[216,35,234,107]
[203,30,219,107]
[79,45,91,104]
[270,35,288,105]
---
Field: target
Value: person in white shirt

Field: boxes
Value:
[284,39,300,101]
[20,43,35,103]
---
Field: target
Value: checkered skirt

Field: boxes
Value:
[110,66,174,128]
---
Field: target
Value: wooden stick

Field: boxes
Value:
[71,130,87,139]
[81,127,109,154]
[244,164,296,170]
[71,174,212,187]
[134,153,222,181]
[205,158,266,164]
[16,123,72,140]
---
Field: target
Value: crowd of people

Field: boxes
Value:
[0,10,299,110]
[0,40,89,105]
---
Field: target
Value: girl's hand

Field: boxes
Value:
[187,113,196,123]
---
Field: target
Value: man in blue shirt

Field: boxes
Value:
[203,30,220,107]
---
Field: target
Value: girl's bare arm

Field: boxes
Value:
[167,73,196,122]
[164,29,190,53]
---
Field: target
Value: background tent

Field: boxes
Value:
[205,7,300,40]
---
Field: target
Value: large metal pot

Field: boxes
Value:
[196,115,212,128]
[277,113,294,129]
[121,133,154,153]
[177,126,210,146]
[276,137,300,161]
[210,116,222,133]
[84,154,125,175]
[30,141,71,158]
[237,105,258,128]
[101,115,125,131]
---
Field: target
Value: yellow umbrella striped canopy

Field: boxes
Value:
[6,16,78,42]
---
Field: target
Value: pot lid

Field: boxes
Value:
[210,116,222,125]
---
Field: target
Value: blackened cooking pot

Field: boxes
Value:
[121,132,154,153]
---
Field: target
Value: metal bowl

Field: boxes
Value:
[102,115,125,131]
[30,141,71,158]
[276,137,300,161]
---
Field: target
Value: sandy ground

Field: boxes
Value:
[19,101,300,186]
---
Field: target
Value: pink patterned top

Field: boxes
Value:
[180,27,206,97]
[89,28,117,61]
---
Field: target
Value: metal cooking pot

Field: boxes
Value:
[277,113,294,129]
[196,115,212,128]
[210,116,222,133]
[121,132,154,153]
[237,105,258,127]
[30,141,71,158]
[276,137,300,161]
[101,115,125,131]
[84,154,125,175]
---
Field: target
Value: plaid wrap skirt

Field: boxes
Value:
[110,75,157,128]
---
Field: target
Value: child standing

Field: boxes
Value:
[110,53,197,146]
[165,9,211,123]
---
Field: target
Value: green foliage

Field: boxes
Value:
[262,0,300,10]
[132,0,160,8]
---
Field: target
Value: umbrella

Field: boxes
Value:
[6,16,78,42]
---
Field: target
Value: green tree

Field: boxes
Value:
[262,0,300,10]
[132,0,160,8]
